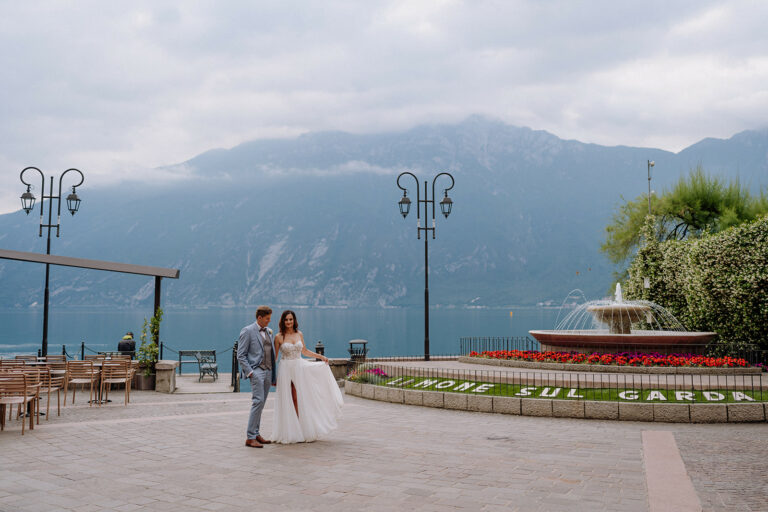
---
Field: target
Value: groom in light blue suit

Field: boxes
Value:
[237,305,276,448]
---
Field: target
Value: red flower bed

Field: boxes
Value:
[468,350,753,368]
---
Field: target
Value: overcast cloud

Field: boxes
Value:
[1,0,767,213]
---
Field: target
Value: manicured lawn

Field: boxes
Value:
[352,375,768,403]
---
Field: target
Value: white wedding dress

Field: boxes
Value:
[270,340,343,443]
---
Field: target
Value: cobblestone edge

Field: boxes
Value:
[344,381,768,424]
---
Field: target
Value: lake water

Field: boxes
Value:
[0,307,560,372]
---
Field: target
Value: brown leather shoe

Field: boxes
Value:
[255,435,272,445]
[245,439,263,448]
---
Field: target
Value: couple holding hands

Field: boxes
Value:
[237,306,343,447]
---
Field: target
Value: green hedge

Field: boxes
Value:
[625,215,768,352]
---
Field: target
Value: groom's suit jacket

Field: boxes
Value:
[237,321,276,384]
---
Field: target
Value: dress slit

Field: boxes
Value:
[291,381,299,417]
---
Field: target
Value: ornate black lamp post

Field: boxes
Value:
[396,171,454,361]
[19,167,84,357]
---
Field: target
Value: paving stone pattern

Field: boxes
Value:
[675,427,768,512]
[0,390,766,511]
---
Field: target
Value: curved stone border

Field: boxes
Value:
[458,356,763,375]
[344,381,768,424]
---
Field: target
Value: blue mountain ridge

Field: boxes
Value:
[1,116,766,309]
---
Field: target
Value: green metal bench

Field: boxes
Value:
[177,350,217,381]
[194,350,218,382]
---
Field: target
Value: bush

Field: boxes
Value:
[626,215,768,352]
[347,365,389,384]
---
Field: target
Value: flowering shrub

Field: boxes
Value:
[469,350,755,368]
[625,215,768,353]
[364,367,389,377]
[347,365,389,383]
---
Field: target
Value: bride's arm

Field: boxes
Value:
[299,331,329,363]
[274,333,283,356]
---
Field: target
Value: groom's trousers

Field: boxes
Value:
[247,368,271,439]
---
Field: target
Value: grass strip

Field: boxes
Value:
[349,375,768,403]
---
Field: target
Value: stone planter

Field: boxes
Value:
[134,372,156,391]
[155,360,179,393]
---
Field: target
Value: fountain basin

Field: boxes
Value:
[529,329,718,354]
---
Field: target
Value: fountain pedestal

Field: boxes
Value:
[587,303,650,335]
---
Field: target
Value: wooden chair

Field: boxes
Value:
[47,361,68,372]
[100,360,134,406]
[0,372,40,435]
[1,367,43,425]
[43,354,66,362]
[46,362,69,411]
[0,360,26,368]
[0,367,23,422]
[0,370,19,424]
[66,361,99,406]
[21,367,44,424]
[14,355,38,362]
[39,367,66,418]
[51,369,67,416]
[84,354,105,361]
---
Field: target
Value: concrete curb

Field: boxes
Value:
[619,402,653,422]
[345,382,768,424]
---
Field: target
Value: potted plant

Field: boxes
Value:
[135,308,162,390]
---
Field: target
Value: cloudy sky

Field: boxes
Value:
[1,1,767,213]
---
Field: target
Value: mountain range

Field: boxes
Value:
[1,116,766,309]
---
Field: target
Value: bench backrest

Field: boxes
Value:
[178,350,216,360]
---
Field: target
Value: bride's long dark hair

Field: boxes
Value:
[279,310,299,335]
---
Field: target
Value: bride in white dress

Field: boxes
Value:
[271,310,343,443]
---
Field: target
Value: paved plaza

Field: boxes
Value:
[1,388,767,511]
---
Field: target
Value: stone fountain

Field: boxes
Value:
[529,284,717,354]
[586,284,649,335]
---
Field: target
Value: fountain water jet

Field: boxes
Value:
[529,284,717,354]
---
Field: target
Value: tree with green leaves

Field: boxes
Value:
[602,166,768,267]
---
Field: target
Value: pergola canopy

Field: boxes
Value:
[0,248,179,279]
[0,248,180,337]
